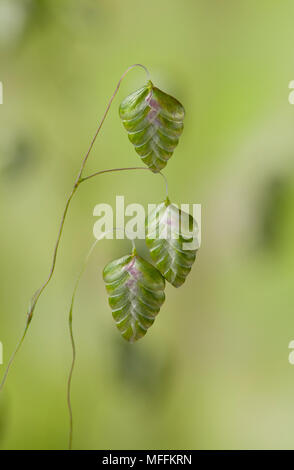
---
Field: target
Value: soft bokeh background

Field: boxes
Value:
[0,0,294,450]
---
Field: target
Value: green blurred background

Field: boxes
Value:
[1,0,294,450]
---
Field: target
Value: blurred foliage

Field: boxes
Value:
[0,0,294,450]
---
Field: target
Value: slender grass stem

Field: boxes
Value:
[81,167,169,199]
[66,229,136,450]
[0,64,150,392]
[67,239,98,450]
[67,297,77,451]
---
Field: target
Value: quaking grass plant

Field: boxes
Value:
[0,64,199,449]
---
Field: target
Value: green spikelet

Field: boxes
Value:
[103,252,166,342]
[146,201,198,287]
[119,81,185,173]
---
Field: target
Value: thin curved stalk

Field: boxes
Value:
[67,299,75,451]
[0,64,150,392]
[82,167,169,199]
[67,239,98,450]
[67,230,136,450]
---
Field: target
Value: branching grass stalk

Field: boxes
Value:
[0,64,150,392]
